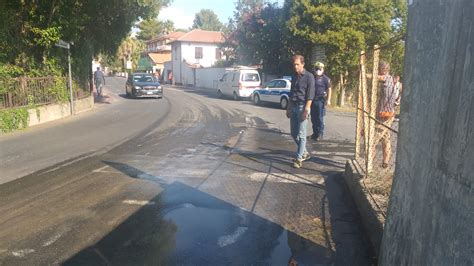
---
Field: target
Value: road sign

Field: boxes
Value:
[54,39,73,114]
[55,40,70,49]
[126,60,132,70]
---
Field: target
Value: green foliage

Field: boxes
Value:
[223,1,310,75]
[136,19,175,41]
[212,60,233,68]
[0,0,171,88]
[287,0,394,77]
[48,77,70,103]
[0,64,25,79]
[192,9,224,31]
[31,26,62,47]
[102,37,144,72]
[0,108,29,133]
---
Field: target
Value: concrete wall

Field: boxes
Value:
[178,63,194,87]
[28,96,94,127]
[163,61,172,83]
[172,43,182,84]
[195,67,226,90]
[380,1,473,265]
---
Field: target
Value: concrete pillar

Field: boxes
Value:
[380,1,473,265]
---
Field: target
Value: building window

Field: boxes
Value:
[215,48,222,60]
[195,47,203,59]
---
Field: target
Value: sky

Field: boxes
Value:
[158,0,235,29]
[158,0,284,29]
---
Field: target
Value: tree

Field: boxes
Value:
[287,0,401,105]
[0,0,170,83]
[192,9,223,31]
[136,19,175,41]
[223,0,309,75]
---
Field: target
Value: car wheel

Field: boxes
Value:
[233,91,240,101]
[253,94,261,105]
[217,89,223,98]
[280,97,288,109]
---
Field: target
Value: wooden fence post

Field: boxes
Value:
[367,45,380,173]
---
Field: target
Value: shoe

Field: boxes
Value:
[310,134,319,141]
[301,152,310,161]
[293,153,310,162]
[293,159,303,168]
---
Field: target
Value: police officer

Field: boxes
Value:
[311,62,331,141]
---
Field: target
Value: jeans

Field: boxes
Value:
[290,104,308,160]
[311,97,326,137]
[96,82,103,96]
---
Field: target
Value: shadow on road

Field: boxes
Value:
[64,162,332,265]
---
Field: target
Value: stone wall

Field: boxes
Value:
[380,1,473,265]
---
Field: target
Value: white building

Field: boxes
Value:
[169,29,225,85]
[142,31,186,75]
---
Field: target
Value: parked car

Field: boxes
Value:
[125,73,163,98]
[252,79,291,109]
[217,67,261,100]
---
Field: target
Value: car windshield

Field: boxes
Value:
[241,73,260,82]
[133,75,154,83]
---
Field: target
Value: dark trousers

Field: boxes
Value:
[311,97,326,137]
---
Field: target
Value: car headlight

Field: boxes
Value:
[158,86,162,89]
[134,86,142,90]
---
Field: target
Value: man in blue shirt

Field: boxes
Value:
[94,67,106,97]
[310,62,332,141]
[287,55,315,168]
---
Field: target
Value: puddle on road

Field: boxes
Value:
[162,192,332,265]
[65,181,332,265]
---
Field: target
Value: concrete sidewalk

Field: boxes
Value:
[226,122,372,264]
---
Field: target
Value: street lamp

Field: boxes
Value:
[55,40,74,115]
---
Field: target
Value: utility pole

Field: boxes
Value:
[68,47,74,115]
[55,40,74,115]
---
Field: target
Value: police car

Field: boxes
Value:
[252,78,291,109]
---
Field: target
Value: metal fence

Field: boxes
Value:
[0,76,90,109]
[354,45,400,214]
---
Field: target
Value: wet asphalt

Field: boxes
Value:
[0,78,373,265]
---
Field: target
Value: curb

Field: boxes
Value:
[28,95,94,127]
[343,159,384,259]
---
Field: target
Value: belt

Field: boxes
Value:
[291,101,305,106]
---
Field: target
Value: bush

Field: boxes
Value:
[0,108,29,133]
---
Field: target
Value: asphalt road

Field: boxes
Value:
[0,77,171,184]
[0,77,371,265]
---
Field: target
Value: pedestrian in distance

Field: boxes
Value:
[154,71,161,82]
[286,55,316,168]
[94,67,106,97]
[310,61,332,141]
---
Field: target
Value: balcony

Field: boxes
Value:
[147,45,171,53]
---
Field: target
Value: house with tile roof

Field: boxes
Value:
[139,31,186,74]
[169,29,225,85]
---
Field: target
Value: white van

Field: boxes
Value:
[217,67,261,100]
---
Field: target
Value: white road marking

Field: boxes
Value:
[11,249,35,257]
[217,226,248,247]
[92,165,109,173]
[123,200,155,206]
[42,232,63,247]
